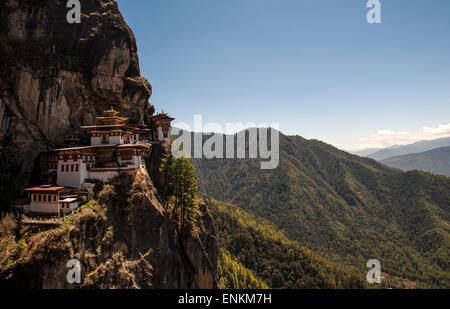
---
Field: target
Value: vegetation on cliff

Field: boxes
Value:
[160,146,200,231]
[0,169,218,289]
[193,132,450,288]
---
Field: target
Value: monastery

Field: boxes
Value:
[21,108,174,216]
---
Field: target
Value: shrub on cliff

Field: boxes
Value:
[0,215,17,238]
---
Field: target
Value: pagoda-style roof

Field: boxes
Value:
[80,108,151,133]
[96,107,128,125]
[150,112,175,123]
[80,124,142,132]
[126,123,151,132]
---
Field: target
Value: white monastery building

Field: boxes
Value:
[23,108,174,215]
[48,108,152,190]
[25,185,72,214]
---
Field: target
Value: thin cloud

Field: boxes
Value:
[337,123,450,152]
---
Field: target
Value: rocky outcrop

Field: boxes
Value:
[0,0,153,196]
[0,169,219,289]
[0,1,219,289]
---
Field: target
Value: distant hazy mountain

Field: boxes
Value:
[381,147,450,177]
[352,148,382,157]
[366,137,450,161]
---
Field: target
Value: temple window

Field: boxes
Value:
[121,151,132,160]
[102,134,109,144]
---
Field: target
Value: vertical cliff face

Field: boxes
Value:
[0,0,152,194]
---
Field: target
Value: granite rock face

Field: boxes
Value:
[0,0,152,194]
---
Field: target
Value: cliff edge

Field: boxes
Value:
[0,168,218,289]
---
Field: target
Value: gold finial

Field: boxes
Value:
[97,106,127,125]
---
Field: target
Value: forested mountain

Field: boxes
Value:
[189,131,450,288]
[218,249,269,289]
[381,147,450,177]
[366,137,450,161]
[205,195,368,289]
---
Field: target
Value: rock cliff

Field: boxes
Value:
[0,169,218,289]
[0,0,219,289]
[0,0,153,199]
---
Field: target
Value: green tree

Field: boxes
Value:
[160,146,199,230]
[217,249,268,289]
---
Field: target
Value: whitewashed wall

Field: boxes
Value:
[91,136,102,146]
[30,201,59,214]
[57,159,87,189]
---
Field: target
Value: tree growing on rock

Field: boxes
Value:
[160,145,199,231]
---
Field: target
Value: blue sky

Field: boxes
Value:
[116,0,450,151]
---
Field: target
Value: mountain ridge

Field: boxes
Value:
[381,146,450,177]
[189,130,450,288]
[363,137,450,161]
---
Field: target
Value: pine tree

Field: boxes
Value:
[160,145,199,230]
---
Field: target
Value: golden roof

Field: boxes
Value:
[104,106,120,117]
[96,107,128,125]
